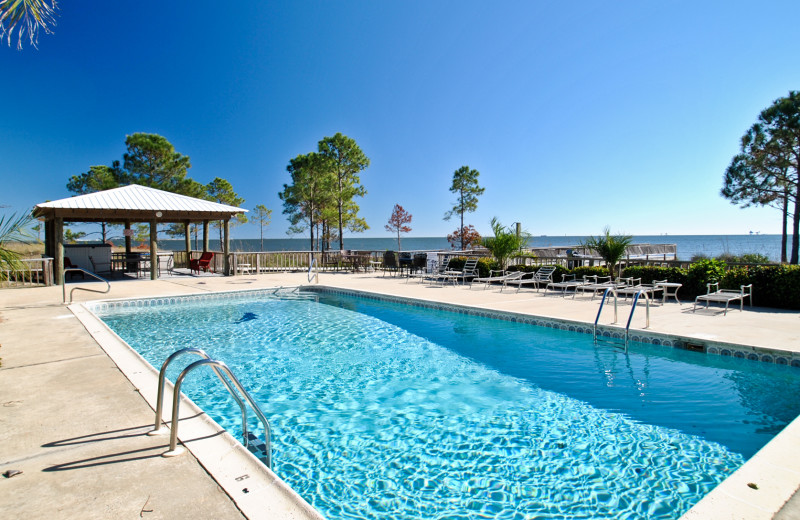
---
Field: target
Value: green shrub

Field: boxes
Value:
[572,266,611,280]
[722,265,800,309]
[447,256,497,279]
[687,258,727,296]
[715,252,771,264]
[443,258,799,309]
[622,266,689,287]
[737,253,771,264]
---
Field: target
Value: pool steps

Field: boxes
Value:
[149,347,273,469]
[593,287,651,351]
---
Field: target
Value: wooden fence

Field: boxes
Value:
[0,257,54,288]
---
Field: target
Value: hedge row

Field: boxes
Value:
[446,257,800,310]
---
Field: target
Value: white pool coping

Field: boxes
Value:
[72,283,800,519]
[69,302,325,520]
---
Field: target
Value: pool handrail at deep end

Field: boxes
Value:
[593,287,618,342]
[624,290,651,351]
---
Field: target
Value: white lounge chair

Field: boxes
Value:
[450,258,480,285]
[575,276,624,299]
[472,269,516,289]
[502,266,557,293]
[426,257,454,285]
[693,283,753,315]
[545,274,590,297]
[616,278,664,304]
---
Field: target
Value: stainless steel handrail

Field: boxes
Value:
[156,355,272,469]
[63,268,111,304]
[150,348,248,441]
[308,255,318,283]
[593,287,618,342]
[624,290,651,350]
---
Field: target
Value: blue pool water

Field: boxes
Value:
[98,290,800,519]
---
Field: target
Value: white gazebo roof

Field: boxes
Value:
[33,184,247,222]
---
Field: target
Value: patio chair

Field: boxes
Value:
[157,254,174,276]
[88,255,112,277]
[382,251,399,276]
[137,255,152,278]
[406,253,429,283]
[503,265,556,293]
[693,283,753,316]
[64,257,85,279]
[190,252,214,274]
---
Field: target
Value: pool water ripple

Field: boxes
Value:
[98,292,800,519]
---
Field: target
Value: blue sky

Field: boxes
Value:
[2,1,799,239]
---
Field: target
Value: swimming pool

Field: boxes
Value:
[96,288,800,519]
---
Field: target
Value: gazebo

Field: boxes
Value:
[33,185,247,284]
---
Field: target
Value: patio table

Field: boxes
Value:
[656,282,682,303]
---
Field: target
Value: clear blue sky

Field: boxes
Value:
[2,1,798,239]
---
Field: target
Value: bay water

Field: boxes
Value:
[156,234,784,262]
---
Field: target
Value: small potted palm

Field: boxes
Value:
[582,227,633,280]
[482,218,529,269]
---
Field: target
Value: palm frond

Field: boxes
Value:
[0,212,35,270]
[0,0,58,50]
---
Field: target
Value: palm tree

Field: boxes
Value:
[482,217,528,269]
[0,212,34,275]
[1,0,59,50]
[582,227,633,280]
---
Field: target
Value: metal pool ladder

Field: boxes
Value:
[593,287,650,352]
[149,348,273,469]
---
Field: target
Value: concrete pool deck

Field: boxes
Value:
[2,270,800,518]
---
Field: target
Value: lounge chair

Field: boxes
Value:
[426,257,455,285]
[190,252,214,274]
[502,265,556,293]
[471,269,516,290]
[545,274,589,297]
[616,278,664,304]
[576,276,626,300]
[88,255,112,277]
[447,258,479,285]
[693,283,753,315]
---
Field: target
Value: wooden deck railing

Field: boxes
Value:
[1,257,54,288]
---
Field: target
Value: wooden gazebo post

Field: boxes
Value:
[184,221,191,267]
[223,218,231,275]
[54,217,64,286]
[149,219,158,280]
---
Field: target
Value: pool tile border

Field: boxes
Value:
[86,285,800,369]
[308,286,800,368]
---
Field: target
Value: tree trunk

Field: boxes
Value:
[459,211,464,251]
[782,189,789,263]
[337,175,344,251]
[791,185,800,264]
